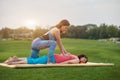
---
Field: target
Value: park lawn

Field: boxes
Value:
[0,38,120,80]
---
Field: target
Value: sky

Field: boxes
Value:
[0,0,120,29]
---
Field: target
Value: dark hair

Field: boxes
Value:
[56,19,70,29]
[77,54,88,63]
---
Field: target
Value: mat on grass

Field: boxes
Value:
[0,62,114,68]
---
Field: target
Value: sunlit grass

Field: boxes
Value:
[0,38,120,80]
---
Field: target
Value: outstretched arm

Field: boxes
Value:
[53,29,67,54]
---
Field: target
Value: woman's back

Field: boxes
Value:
[54,54,76,63]
[40,27,58,40]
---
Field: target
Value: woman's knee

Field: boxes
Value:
[49,40,57,46]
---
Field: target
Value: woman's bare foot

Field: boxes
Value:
[4,57,12,64]
[12,56,19,61]
[6,61,13,65]
[4,56,19,64]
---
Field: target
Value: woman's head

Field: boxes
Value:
[56,19,70,33]
[77,54,88,63]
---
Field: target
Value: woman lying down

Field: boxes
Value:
[4,53,88,65]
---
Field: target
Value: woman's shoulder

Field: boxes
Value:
[70,54,78,59]
[50,27,60,34]
[51,27,59,31]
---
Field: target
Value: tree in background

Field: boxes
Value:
[11,27,33,40]
[99,23,108,39]
[0,27,11,39]
[83,24,97,39]
[0,24,119,40]
[107,25,118,38]
[62,24,97,39]
[32,26,48,38]
[118,29,120,37]
[87,27,99,39]
[61,25,76,38]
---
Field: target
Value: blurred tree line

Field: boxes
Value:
[62,23,120,39]
[0,26,48,40]
[0,23,120,40]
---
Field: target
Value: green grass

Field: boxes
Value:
[0,38,120,80]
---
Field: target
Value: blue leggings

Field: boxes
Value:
[27,55,55,64]
[30,38,56,63]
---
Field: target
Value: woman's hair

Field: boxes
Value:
[77,54,88,63]
[56,19,70,29]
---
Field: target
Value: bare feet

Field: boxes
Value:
[6,61,13,65]
[4,56,18,64]
[4,57,12,64]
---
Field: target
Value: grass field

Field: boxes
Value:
[0,38,120,80]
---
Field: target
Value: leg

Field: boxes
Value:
[4,57,27,65]
[9,59,27,65]
[30,38,50,58]
[47,40,56,63]
[30,38,56,59]
[30,38,41,58]
[4,56,19,63]
[30,49,39,58]
[4,57,13,63]
[32,40,57,63]
[27,55,48,64]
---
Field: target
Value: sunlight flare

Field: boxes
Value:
[24,19,38,29]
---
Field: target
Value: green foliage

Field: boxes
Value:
[118,29,120,37]
[87,27,99,39]
[107,25,119,37]
[32,27,48,38]
[99,23,108,39]
[0,23,120,39]
[0,27,10,38]
[62,23,120,39]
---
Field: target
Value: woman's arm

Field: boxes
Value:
[53,28,67,54]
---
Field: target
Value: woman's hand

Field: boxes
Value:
[61,48,67,55]
[61,49,71,57]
